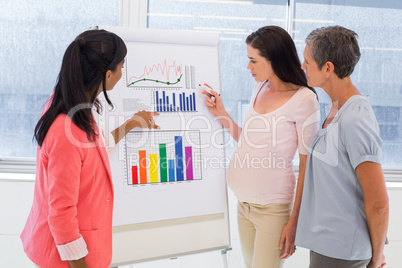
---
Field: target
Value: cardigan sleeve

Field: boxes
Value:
[43,115,91,260]
[56,235,88,261]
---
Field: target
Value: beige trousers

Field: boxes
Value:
[237,202,292,268]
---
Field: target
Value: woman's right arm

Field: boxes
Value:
[202,87,242,142]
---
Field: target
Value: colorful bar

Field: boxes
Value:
[185,147,193,180]
[131,166,138,184]
[186,97,189,112]
[150,154,158,183]
[139,150,147,184]
[168,159,175,182]
[175,136,184,181]
[159,144,168,182]
[189,95,193,111]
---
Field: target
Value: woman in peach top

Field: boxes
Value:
[21,29,158,268]
[203,26,319,268]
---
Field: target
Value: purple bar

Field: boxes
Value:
[185,146,193,180]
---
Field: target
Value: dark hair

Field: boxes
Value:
[305,26,360,79]
[246,25,316,96]
[34,29,127,146]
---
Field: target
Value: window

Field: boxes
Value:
[2,0,401,168]
[293,0,402,167]
[148,0,288,157]
[0,0,120,158]
[148,0,402,168]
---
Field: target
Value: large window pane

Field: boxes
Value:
[293,0,402,167]
[148,0,288,156]
[0,0,120,158]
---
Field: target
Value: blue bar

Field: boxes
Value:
[193,92,196,111]
[159,99,162,113]
[179,94,183,111]
[189,95,193,111]
[156,91,159,112]
[173,93,176,111]
[168,159,175,182]
[163,91,166,112]
[182,93,186,111]
[170,104,172,111]
[166,96,170,112]
[175,136,184,181]
[186,97,189,112]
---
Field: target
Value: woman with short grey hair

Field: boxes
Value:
[295,26,389,268]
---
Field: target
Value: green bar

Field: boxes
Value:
[159,143,168,182]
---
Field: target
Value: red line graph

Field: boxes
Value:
[128,60,183,85]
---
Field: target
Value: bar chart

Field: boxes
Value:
[125,130,202,185]
[154,90,196,112]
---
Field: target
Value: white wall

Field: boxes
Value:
[1,178,401,268]
[0,180,35,267]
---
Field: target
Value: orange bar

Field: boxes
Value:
[139,150,147,184]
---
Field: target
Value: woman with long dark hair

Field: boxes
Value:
[21,29,159,268]
[202,26,319,267]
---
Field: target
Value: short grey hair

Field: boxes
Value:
[305,26,361,79]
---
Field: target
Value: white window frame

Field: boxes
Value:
[1,0,401,184]
[120,0,148,28]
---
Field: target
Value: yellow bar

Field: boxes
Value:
[149,154,158,183]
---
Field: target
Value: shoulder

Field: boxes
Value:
[249,81,268,101]
[252,81,266,92]
[48,114,87,139]
[293,87,319,112]
[297,87,318,101]
[44,114,93,150]
[341,97,377,127]
[339,96,382,164]
[254,81,266,88]
[340,96,381,142]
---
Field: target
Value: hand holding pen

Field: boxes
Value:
[200,83,226,118]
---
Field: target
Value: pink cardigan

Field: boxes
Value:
[20,114,114,268]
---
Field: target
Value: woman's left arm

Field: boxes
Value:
[356,161,389,268]
[279,92,319,258]
[279,154,307,259]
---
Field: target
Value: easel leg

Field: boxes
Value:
[221,248,232,268]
